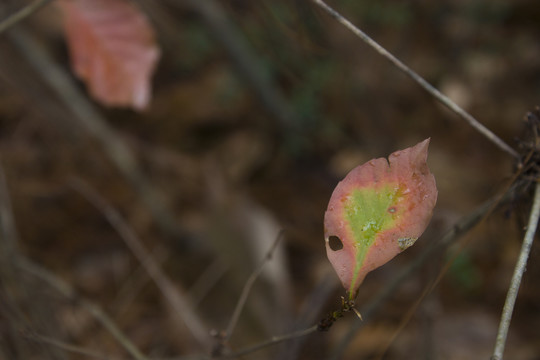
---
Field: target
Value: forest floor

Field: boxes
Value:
[1,1,540,359]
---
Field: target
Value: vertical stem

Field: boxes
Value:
[492,182,540,360]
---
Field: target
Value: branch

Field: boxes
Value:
[491,182,540,360]
[311,0,519,159]
[69,179,212,349]
[17,258,149,360]
[0,0,54,35]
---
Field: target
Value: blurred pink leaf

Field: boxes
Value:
[324,139,437,300]
[58,0,160,110]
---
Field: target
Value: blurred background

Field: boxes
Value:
[0,0,539,359]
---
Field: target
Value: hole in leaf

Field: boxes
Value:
[328,236,343,251]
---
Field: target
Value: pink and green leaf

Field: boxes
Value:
[324,139,437,300]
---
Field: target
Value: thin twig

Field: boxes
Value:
[311,0,519,159]
[24,332,117,360]
[492,182,540,360]
[0,0,54,34]
[221,325,318,359]
[223,231,284,342]
[17,257,149,360]
[69,179,211,349]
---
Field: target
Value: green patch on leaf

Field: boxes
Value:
[344,185,400,293]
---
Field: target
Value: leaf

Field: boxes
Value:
[324,139,437,299]
[58,0,160,110]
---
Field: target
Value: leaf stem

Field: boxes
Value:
[0,0,54,34]
[311,0,519,159]
[491,182,540,360]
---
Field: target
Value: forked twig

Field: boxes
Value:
[0,0,54,34]
[492,182,540,360]
[311,0,519,159]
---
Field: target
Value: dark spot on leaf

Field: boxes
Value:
[328,236,343,251]
[388,206,397,213]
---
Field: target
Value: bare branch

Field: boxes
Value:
[492,182,540,360]
[69,179,212,349]
[0,0,54,35]
[311,0,519,159]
